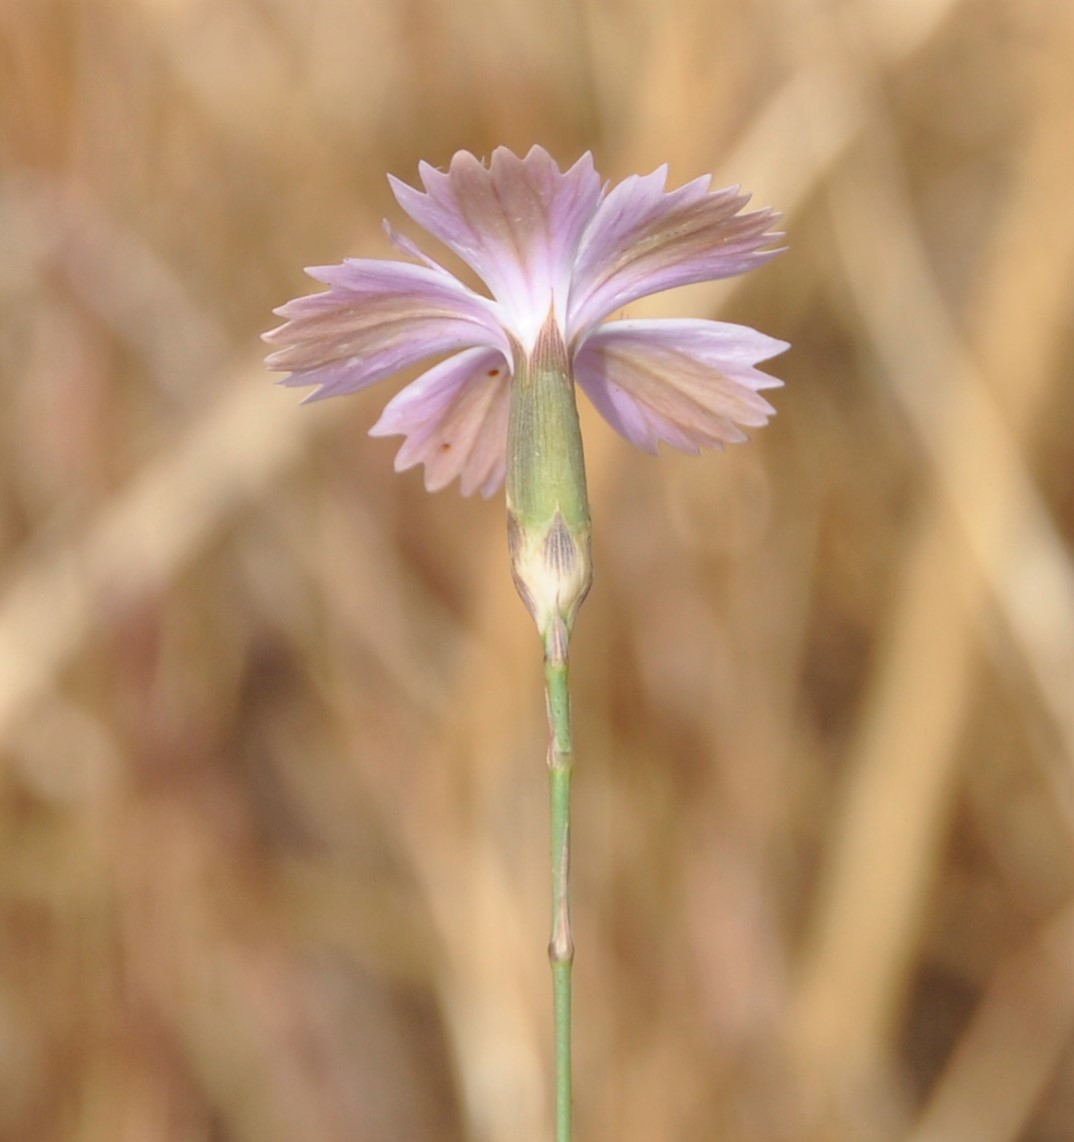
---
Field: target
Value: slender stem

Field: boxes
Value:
[544,616,574,1142]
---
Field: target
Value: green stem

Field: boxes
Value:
[545,618,574,1142]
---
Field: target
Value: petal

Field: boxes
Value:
[573,319,788,453]
[568,169,783,337]
[370,346,512,496]
[263,259,508,400]
[383,220,454,276]
[389,147,603,348]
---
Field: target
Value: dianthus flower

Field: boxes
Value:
[263,146,787,498]
[265,146,788,1142]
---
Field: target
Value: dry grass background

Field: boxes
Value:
[2,0,1074,1138]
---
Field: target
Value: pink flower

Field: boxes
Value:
[264,147,787,497]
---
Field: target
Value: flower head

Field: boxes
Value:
[264,146,787,498]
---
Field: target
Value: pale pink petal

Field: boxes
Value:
[382,221,451,274]
[574,318,787,453]
[568,169,782,337]
[263,259,508,400]
[370,347,512,496]
[389,147,603,347]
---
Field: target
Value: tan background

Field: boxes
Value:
[2,0,1074,1138]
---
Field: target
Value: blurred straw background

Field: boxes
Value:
[2,0,1074,1138]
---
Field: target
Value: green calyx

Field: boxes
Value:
[505,314,593,644]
